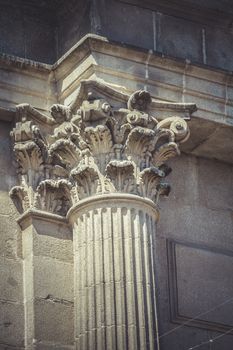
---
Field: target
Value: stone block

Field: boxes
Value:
[34,256,73,301]
[93,52,148,81]
[159,14,202,63]
[198,157,233,211]
[184,91,225,120]
[206,27,233,71]
[0,122,13,175]
[185,73,225,100]
[0,5,24,58]
[158,203,233,251]
[35,343,74,350]
[165,155,199,206]
[191,126,233,166]
[0,257,23,302]
[0,301,24,347]
[174,242,233,326]
[0,193,16,216]
[34,298,74,345]
[57,0,91,57]
[24,17,55,64]
[102,0,154,50]
[148,64,183,90]
[32,229,73,262]
[0,214,19,259]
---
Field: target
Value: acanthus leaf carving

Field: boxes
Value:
[125,127,155,168]
[138,167,165,201]
[9,186,30,214]
[152,142,180,167]
[84,125,113,155]
[10,81,195,216]
[49,139,81,169]
[106,160,136,194]
[71,164,100,200]
[36,179,72,216]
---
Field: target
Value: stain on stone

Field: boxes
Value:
[7,277,18,287]
[44,294,73,306]
[3,322,12,328]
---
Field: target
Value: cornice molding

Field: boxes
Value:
[1,34,233,79]
[1,35,232,165]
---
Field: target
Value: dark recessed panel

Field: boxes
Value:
[167,240,233,334]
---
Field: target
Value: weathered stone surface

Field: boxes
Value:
[35,343,74,350]
[20,216,74,348]
[34,256,73,301]
[0,4,232,348]
[159,15,202,63]
[9,82,192,218]
[34,298,74,344]
[155,152,233,349]
[0,2,55,63]
[102,0,154,50]
[32,231,73,262]
[198,157,233,210]
[0,258,23,302]
[7,80,194,349]
[0,302,24,347]
[0,215,19,259]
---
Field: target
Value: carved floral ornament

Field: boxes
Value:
[9,81,196,217]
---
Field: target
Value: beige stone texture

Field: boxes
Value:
[0,25,232,350]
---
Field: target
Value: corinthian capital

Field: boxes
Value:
[10,80,196,216]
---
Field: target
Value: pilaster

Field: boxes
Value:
[18,210,73,349]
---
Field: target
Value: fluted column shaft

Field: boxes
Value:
[69,194,160,350]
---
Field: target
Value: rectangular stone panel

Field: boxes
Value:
[168,240,233,333]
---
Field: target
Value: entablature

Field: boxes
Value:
[0,35,232,165]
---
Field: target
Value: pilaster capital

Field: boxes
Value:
[10,80,196,217]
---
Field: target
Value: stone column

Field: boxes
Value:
[69,194,159,350]
[9,81,195,349]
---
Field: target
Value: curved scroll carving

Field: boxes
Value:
[127,90,152,111]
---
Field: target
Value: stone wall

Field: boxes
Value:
[0,2,56,64]
[1,0,233,71]
[157,154,233,349]
[0,121,24,349]
[0,116,232,349]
